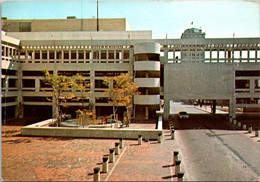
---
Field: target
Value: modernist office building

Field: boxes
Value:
[1,17,260,123]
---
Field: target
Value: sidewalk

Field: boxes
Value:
[101,130,180,181]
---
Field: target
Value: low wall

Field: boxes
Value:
[21,119,162,140]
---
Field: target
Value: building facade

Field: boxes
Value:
[1,18,260,123]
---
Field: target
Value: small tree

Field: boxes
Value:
[72,74,91,108]
[103,73,140,124]
[43,71,76,126]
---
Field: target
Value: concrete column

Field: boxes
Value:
[175,160,181,175]
[119,138,124,149]
[250,79,255,93]
[102,156,108,173]
[93,167,100,181]
[138,135,142,145]
[35,79,40,92]
[163,97,170,122]
[211,100,216,114]
[109,149,115,163]
[115,142,120,155]
[255,130,259,137]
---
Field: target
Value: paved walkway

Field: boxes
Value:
[2,121,182,181]
[102,130,180,181]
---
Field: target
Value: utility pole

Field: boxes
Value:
[97,0,99,31]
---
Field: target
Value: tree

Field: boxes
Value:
[103,73,140,124]
[73,74,91,108]
[43,71,76,126]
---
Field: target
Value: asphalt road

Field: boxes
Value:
[170,102,260,181]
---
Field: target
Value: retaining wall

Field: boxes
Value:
[21,119,162,140]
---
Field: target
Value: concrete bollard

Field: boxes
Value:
[102,156,109,173]
[115,142,120,155]
[255,130,259,137]
[248,126,252,133]
[173,151,179,165]
[93,167,100,181]
[171,129,175,139]
[233,119,236,125]
[109,148,115,163]
[138,135,142,145]
[175,160,181,175]
[177,171,184,181]
[119,138,124,149]
[158,133,162,143]
[243,124,247,130]
[237,122,241,128]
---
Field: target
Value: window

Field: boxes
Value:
[49,51,55,59]
[101,50,107,59]
[78,51,84,59]
[235,80,250,89]
[71,51,76,59]
[35,51,40,59]
[42,51,47,59]
[22,79,35,88]
[64,51,69,59]
[123,50,129,59]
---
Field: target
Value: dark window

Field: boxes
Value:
[95,71,128,77]
[236,71,260,77]
[2,69,16,76]
[235,80,250,89]
[8,79,16,88]
[58,71,90,77]
[23,97,51,102]
[42,51,47,59]
[2,97,16,103]
[78,51,84,59]
[23,71,50,76]
[96,97,111,103]
[49,51,55,59]
[64,51,69,59]
[40,80,52,88]
[95,80,108,88]
[71,51,76,59]
[35,51,40,59]
[22,79,35,88]
[123,50,129,59]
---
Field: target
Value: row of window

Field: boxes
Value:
[19,49,130,60]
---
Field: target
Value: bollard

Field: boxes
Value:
[237,122,241,128]
[243,124,247,130]
[102,156,109,173]
[145,136,149,142]
[255,130,259,137]
[158,133,162,143]
[119,138,124,149]
[109,148,115,163]
[138,135,142,145]
[177,171,184,181]
[173,151,179,165]
[93,167,100,181]
[115,142,120,155]
[175,160,181,175]
[233,119,236,125]
[248,126,252,133]
[171,129,175,139]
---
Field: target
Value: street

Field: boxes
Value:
[170,101,260,181]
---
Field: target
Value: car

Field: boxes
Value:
[177,111,189,119]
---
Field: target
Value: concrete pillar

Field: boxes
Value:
[138,135,142,145]
[255,130,259,137]
[119,138,124,149]
[109,149,115,163]
[175,160,181,175]
[102,156,108,173]
[177,171,185,182]
[171,129,175,139]
[93,167,100,181]
[248,126,252,133]
[158,133,162,143]
[115,142,120,155]
[163,97,170,122]
[173,151,179,165]
[211,100,216,114]
[243,124,247,130]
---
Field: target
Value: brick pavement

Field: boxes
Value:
[2,122,181,181]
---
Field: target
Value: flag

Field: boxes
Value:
[191,21,193,26]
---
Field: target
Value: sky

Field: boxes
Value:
[1,0,260,39]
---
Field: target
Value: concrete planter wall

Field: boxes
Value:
[21,119,162,140]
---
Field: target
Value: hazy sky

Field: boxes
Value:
[1,0,260,39]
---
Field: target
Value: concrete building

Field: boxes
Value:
[1,18,260,123]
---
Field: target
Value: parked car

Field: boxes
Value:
[177,111,189,119]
